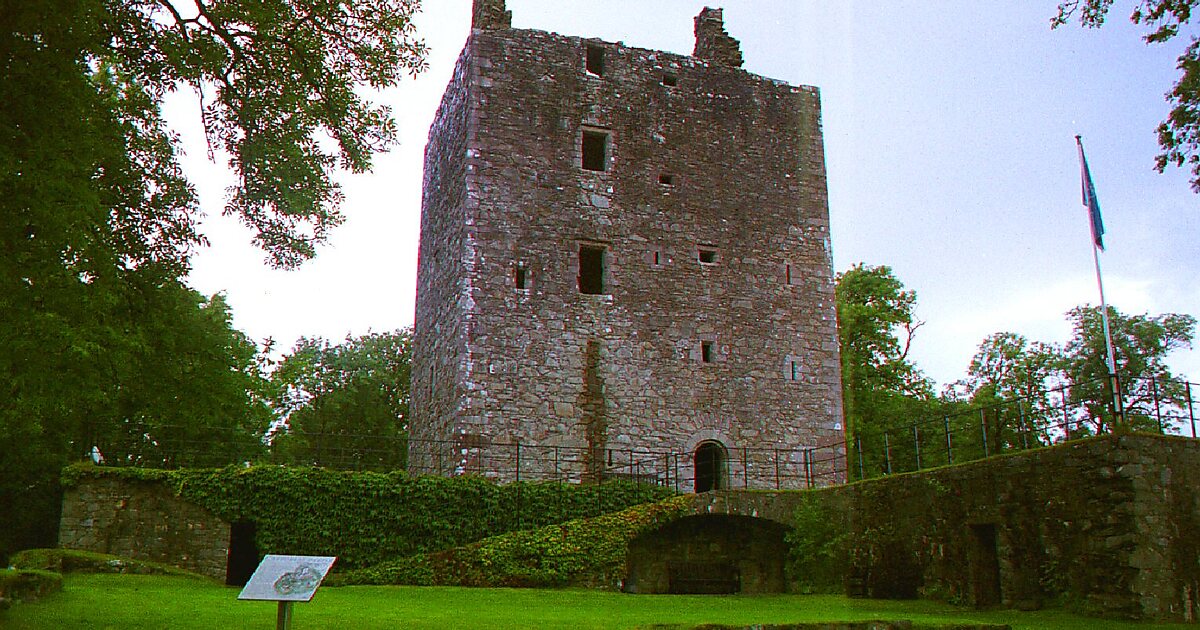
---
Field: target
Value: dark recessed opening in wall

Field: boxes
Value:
[579,245,605,294]
[582,130,608,172]
[662,72,678,86]
[970,523,1002,608]
[785,263,792,285]
[514,266,527,290]
[226,521,259,586]
[701,340,714,363]
[694,440,726,492]
[698,247,718,264]
[659,173,674,186]
[586,44,605,76]
[653,251,661,265]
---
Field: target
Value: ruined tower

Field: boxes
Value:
[410,1,844,490]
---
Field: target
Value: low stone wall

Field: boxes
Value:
[57,477,230,580]
[55,434,1200,622]
[777,434,1200,621]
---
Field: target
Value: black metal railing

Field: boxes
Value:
[72,375,1199,490]
[850,375,1198,481]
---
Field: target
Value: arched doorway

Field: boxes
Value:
[624,514,790,594]
[693,440,727,493]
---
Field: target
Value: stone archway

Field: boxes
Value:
[694,440,728,493]
[624,514,790,594]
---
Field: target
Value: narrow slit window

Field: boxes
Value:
[662,72,678,86]
[659,173,674,186]
[790,360,801,381]
[514,266,527,290]
[582,130,608,172]
[578,245,605,295]
[701,341,714,363]
[698,246,718,264]
[785,264,792,285]
[653,251,661,266]
[586,44,605,76]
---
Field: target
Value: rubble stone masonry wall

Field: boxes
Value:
[411,3,844,488]
[57,477,229,579]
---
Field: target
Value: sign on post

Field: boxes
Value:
[238,555,337,630]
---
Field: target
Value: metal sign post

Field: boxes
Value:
[277,601,293,630]
[238,555,337,630]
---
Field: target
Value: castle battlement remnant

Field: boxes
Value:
[410,1,844,490]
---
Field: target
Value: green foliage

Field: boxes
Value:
[939,305,1195,463]
[944,332,1063,452]
[0,569,63,605]
[1053,0,1200,194]
[1061,305,1195,433]
[836,264,937,477]
[4,0,427,272]
[62,463,677,571]
[331,495,694,588]
[786,491,849,593]
[0,284,271,564]
[268,329,412,469]
[5,573,1148,630]
[9,548,206,579]
[1,0,426,562]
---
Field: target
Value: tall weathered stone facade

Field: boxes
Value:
[410,1,844,490]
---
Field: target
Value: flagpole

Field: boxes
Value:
[1090,228,1124,426]
[1076,135,1124,427]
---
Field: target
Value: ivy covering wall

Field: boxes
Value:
[61,464,676,570]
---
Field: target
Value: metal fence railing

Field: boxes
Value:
[403,437,847,491]
[849,375,1199,481]
[76,424,847,491]
[73,375,1199,490]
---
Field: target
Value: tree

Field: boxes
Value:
[947,332,1064,449]
[269,329,412,469]
[0,279,272,561]
[0,0,426,562]
[1053,0,1200,193]
[1060,305,1196,433]
[4,0,427,271]
[835,264,936,476]
[88,288,273,467]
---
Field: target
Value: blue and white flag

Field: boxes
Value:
[1076,136,1105,251]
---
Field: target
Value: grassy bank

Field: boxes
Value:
[2,573,1191,629]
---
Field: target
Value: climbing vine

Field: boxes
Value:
[62,464,675,570]
[330,494,694,588]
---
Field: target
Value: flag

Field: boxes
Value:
[1076,136,1105,251]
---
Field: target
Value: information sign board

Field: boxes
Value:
[238,555,337,603]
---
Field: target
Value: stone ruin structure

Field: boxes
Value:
[410,0,844,490]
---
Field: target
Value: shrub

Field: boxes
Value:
[61,464,676,571]
[332,494,694,588]
[786,490,849,593]
[10,548,206,579]
[0,569,63,604]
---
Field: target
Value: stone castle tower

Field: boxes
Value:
[410,0,844,490]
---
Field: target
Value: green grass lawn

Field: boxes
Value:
[1,573,1191,629]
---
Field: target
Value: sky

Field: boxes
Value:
[183,1,1200,388]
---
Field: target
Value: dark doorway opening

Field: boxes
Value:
[226,521,259,586]
[694,441,726,493]
[969,523,1002,608]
